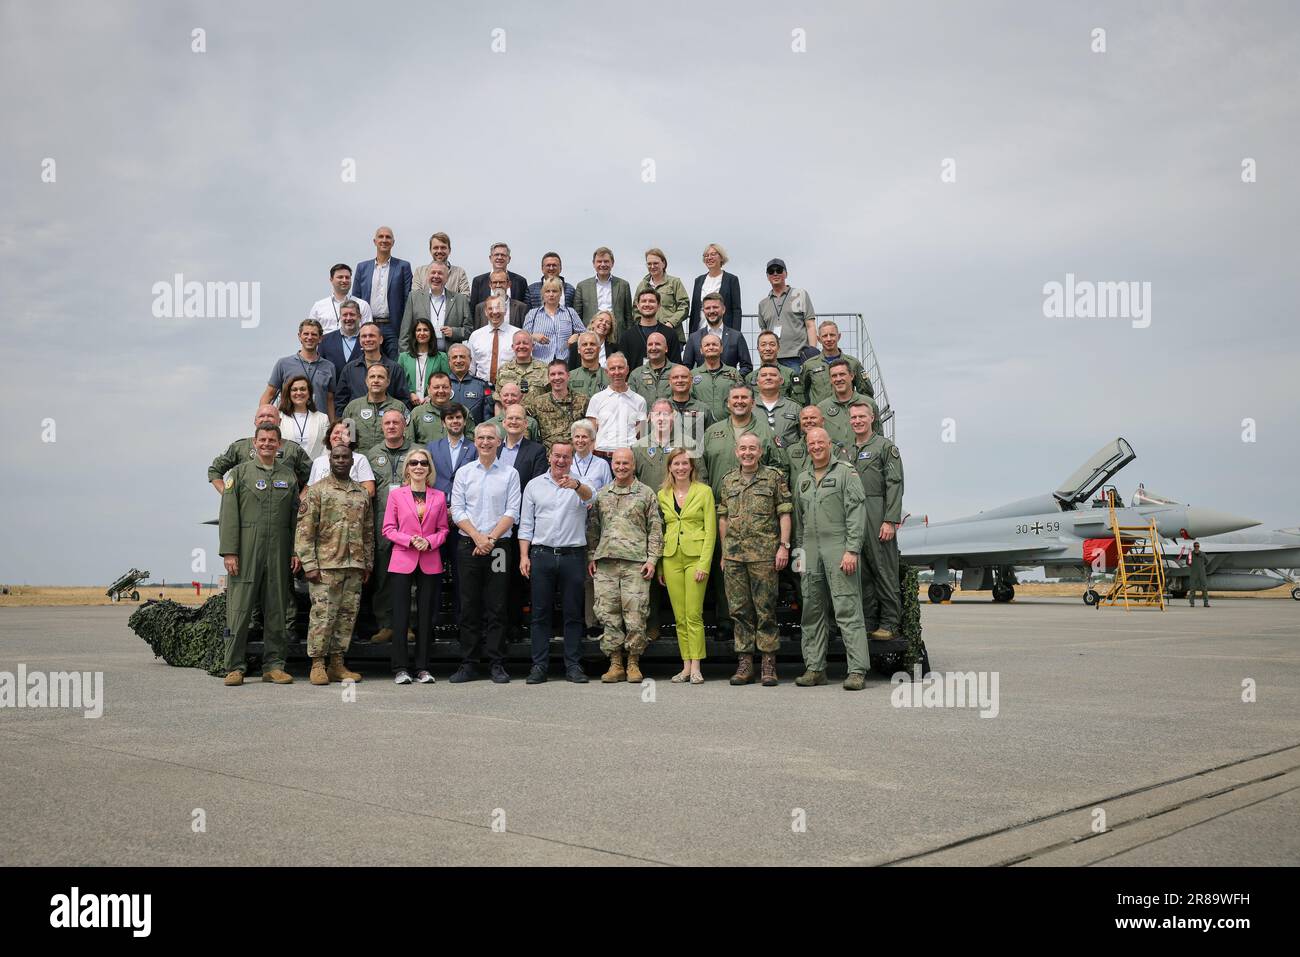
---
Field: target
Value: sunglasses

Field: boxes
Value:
[408,461,430,468]
[766,267,785,275]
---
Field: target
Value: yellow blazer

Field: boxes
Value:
[658,482,716,571]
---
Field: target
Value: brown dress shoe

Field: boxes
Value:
[370,628,393,644]
[601,650,626,683]
[327,654,361,682]
[224,670,244,686]
[869,627,894,640]
[626,653,643,683]
[760,652,778,686]
[730,653,755,685]
[261,668,294,684]
[309,658,329,686]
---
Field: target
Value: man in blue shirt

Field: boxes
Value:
[519,440,594,684]
[449,424,521,684]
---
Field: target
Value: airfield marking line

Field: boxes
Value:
[878,742,1300,867]
[0,726,675,867]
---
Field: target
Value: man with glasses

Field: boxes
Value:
[470,243,529,314]
[756,258,817,370]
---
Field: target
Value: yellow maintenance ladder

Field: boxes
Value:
[1100,495,1166,610]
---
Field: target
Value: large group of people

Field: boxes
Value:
[212,230,905,691]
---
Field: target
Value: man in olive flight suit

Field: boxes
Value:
[794,426,870,691]
[848,401,904,640]
[1188,541,1210,607]
[220,424,301,685]
[816,358,880,448]
[209,405,311,493]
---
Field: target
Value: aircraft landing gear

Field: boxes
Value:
[992,583,1015,603]
[1083,588,1100,606]
[927,583,953,604]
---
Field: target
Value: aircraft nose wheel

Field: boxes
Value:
[927,583,952,604]
[992,583,1014,603]
[1083,588,1100,606]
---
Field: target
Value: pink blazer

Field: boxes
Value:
[383,487,450,574]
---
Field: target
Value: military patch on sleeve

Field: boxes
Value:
[890,446,900,458]
[298,499,308,514]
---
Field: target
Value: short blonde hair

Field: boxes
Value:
[402,451,436,486]
[702,243,729,266]
[541,276,563,294]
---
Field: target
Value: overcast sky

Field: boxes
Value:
[1,1,1297,584]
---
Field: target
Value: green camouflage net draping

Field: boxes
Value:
[128,595,228,676]
[868,564,929,677]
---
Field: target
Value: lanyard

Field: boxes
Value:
[291,412,309,444]
[768,291,789,324]
[429,292,446,321]
[297,354,317,383]
[415,354,428,395]
[575,454,594,477]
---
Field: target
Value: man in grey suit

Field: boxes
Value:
[400,261,473,352]
[682,293,753,376]
[573,247,634,344]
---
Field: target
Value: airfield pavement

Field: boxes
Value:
[1,598,1296,867]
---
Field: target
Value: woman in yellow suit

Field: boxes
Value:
[657,448,716,684]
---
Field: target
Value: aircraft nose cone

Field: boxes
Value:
[1182,508,1260,538]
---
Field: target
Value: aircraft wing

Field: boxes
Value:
[901,542,1066,561]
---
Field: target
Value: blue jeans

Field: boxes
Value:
[528,547,586,669]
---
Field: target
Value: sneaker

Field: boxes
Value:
[565,667,589,684]
[842,672,867,691]
[415,670,435,684]
[526,666,548,685]
[490,664,511,684]
[393,670,412,685]
[449,664,477,684]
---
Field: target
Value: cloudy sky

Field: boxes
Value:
[1,1,1297,584]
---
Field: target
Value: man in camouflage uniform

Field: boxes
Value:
[295,444,373,685]
[525,360,590,449]
[794,426,870,691]
[746,329,803,401]
[718,433,792,687]
[209,405,311,494]
[690,333,743,424]
[483,380,542,443]
[629,331,674,405]
[816,358,879,448]
[569,331,611,397]
[219,424,300,685]
[495,330,549,397]
[848,402,904,640]
[588,448,664,684]
[800,320,874,406]
[752,363,803,449]
[344,364,408,454]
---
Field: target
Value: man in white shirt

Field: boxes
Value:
[467,295,520,385]
[309,264,372,334]
[585,353,647,456]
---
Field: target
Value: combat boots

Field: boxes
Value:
[309,658,329,685]
[730,654,755,685]
[370,627,393,643]
[261,668,294,684]
[602,650,626,683]
[626,653,643,683]
[760,652,778,686]
[843,672,867,691]
[224,670,244,686]
[327,654,362,682]
[794,670,826,687]
[869,627,894,640]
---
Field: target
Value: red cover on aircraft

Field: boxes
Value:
[1083,538,1120,570]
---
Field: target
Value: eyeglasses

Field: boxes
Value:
[409,461,430,468]
[766,267,785,275]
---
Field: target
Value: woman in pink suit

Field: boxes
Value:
[383,450,449,685]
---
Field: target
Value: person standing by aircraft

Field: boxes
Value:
[1188,541,1210,607]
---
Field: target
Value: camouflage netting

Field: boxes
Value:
[128,595,229,676]
[867,565,929,677]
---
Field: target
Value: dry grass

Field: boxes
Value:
[0,586,213,608]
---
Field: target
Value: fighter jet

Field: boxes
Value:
[898,438,1260,604]
[1131,487,1300,601]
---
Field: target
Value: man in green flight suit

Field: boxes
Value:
[1188,541,1210,607]
[344,364,408,454]
[800,320,874,406]
[220,424,301,685]
[690,333,743,425]
[848,402,904,640]
[209,405,311,493]
[794,426,870,691]
[816,358,880,448]
[746,330,803,401]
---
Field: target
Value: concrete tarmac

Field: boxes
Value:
[1,598,1296,866]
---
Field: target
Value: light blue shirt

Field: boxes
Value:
[519,472,588,547]
[522,305,585,363]
[569,452,612,498]
[499,437,523,471]
[450,457,521,538]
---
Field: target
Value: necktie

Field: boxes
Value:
[489,329,500,383]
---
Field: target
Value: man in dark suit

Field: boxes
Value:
[399,261,474,352]
[473,272,529,328]
[618,288,682,370]
[682,292,753,375]
[469,242,528,314]
[427,403,477,619]
[320,300,364,409]
[497,402,548,640]
[573,246,635,343]
[352,226,413,361]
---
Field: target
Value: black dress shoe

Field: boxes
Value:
[448,664,477,684]
[490,664,511,684]
[565,667,589,684]
[526,666,548,684]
